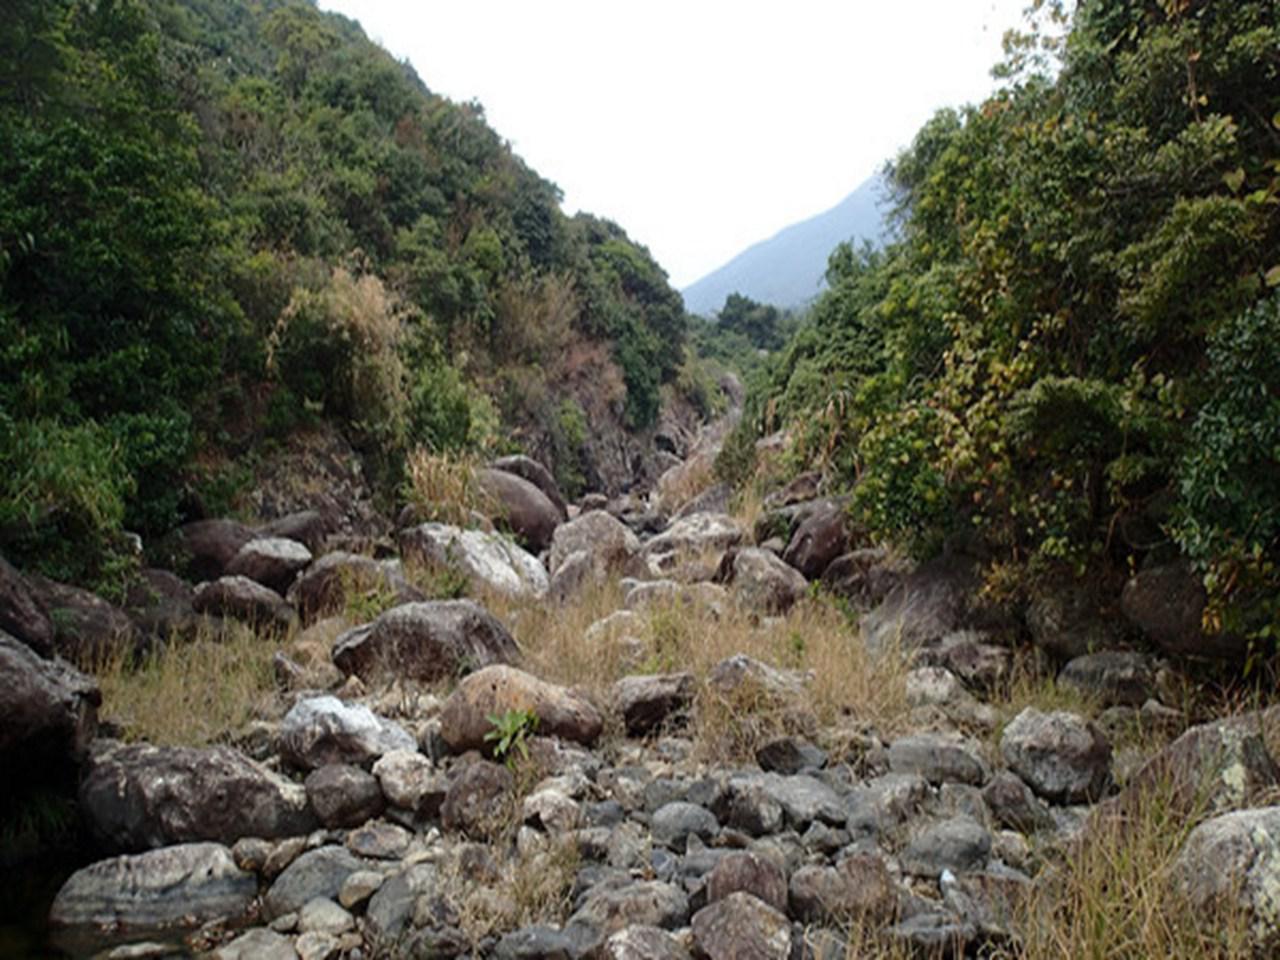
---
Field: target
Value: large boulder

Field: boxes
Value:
[287,552,425,625]
[721,547,808,614]
[278,695,416,771]
[79,742,315,853]
[225,537,313,595]
[258,509,329,553]
[439,665,603,753]
[782,502,850,579]
[490,455,568,521]
[0,555,53,657]
[399,523,548,600]
[168,518,255,583]
[478,467,561,553]
[1000,708,1111,805]
[192,575,296,632]
[549,510,640,579]
[1026,578,1127,662]
[819,547,909,611]
[860,554,983,652]
[28,574,141,665]
[642,513,743,572]
[0,631,100,774]
[49,842,256,955]
[1175,806,1280,955]
[331,599,519,683]
[123,569,202,642]
[1121,561,1248,659]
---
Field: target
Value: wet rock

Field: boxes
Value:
[49,843,256,954]
[478,467,562,553]
[1058,651,1157,707]
[372,749,447,817]
[0,631,100,773]
[287,552,424,625]
[279,695,416,771]
[440,760,515,839]
[888,733,989,786]
[439,664,603,753]
[263,845,366,921]
[901,817,992,877]
[490,454,569,521]
[1176,806,1280,955]
[756,736,827,775]
[723,547,809,614]
[651,801,719,849]
[225,537,312,595]
[80,742,314,853]
[691,891,791,960]
[788,854,899,924]
[783,503,849,579]
[613,673,695,736]
[1122,561,1248,660]
[399,523,548,600]
[1000,708,1111,804]
[706,850,788,913]
[332,599,519,683]
[304,764,384,828]
[0,555,53,656]
[193,575,296,632]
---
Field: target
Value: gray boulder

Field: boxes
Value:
[398,523,548,600]
[193,575,296,632]
[490,455,568,520]
[549,510,641,579]
[782,503,849,579]
[263,844,366,921]
[49,843,255,954]
[278,695,416,771]
[225,536,313,594]
[901,817,992,877]
[0,631,100,772]
[0,555,53,656]
[1000,708,1111,804]
[889,733,990,786]
[478,467,561,553]
[723,547,808,614]
[79,742,315,852]
[332,599,519,683]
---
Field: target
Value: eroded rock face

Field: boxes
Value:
[439,664,603,753]
[1176,806,1280,955]
[80,742,315,852]
[0,631,100,771]
[332,599,520,683]
[0,555,53,657]
[478,467,561,553]
[398,523,548,600]
[278,696,416,772]
[1000,708,1112,805]
[49,843,256,954]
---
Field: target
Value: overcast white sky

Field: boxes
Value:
[318,1,1032,288]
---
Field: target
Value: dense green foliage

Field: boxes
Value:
[0,0,687,585]
[740,0,1280,639]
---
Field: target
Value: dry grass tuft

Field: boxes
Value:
[404,448,495,527]
[449,836,580,948]
[95,621,281,745]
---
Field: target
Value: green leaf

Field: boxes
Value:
[1223,168,1246,194]
[1273,109,1280,130]
[1265,264,1280,287]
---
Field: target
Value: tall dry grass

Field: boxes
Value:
[404,448,496,527]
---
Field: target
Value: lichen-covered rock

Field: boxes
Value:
[1000,707,1112,804]
[565,881,690,956]
[279,695,416,771]
[226,537,313,594]
[372,749,446,817]
[332,599,519,683]
[439,664,603,753]
[860,555,982,652]
[901,817,992,877]
[724,547,808,614]
[80,742,315,853]
[398,523,548,600]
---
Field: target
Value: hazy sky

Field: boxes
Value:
[318,1,1031,288]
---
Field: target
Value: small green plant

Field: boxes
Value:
[484,708,539,765]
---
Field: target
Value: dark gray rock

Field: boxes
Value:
[901,817,992,877]
[982,771,1054,833]
[332,599,519,683]
[651,801,718,849]
[192,575,296,632]
[1000,708,1112,804]
[279,695,416,771]
[887,911,975,959]
[478,467,561,553]
[490,455,569,521]
[726,773,845,830]
[756,736,827,775]
[80,742,314,853]
[304,764,384,828]
[888,733,989,786]
[365,863,438,948]
[263,845,365,920]
[123,568,201,642]
[860,555,982,652]
[1026,580,1126,662]
[1058,651,1157,707]
[783,504,849,579]
[49,843,255,954]
[287,552,425,625]
[225,537,313,594]
[0,631,99,772]
[258,509,329,553]
[440,760,515,840]
[819,547,907,611]
[494,925,574,960]
[1122,560,1247,660]
[29,574,141,664]
[169,518,254,582]
[846,773,930,837]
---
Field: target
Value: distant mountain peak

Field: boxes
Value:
[681,173,889,316]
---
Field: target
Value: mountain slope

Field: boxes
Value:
[682,173,889,315]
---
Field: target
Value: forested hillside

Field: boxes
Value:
[0,0,694,588]
[729,0,1280,644]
